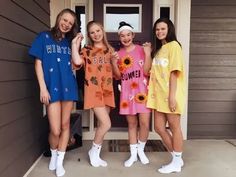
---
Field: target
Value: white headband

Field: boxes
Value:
[118,25,134,34]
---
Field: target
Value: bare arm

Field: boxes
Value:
[111,51,121,79]
[71,33,84,66]
[143,42,152,76]
[35,59,50,105]
[169,70,179,112]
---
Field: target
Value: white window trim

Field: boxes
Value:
[103,4,142,33]
[153,0,174,23]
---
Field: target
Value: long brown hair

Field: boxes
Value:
[51,8,78,41]
[152,18,181,57]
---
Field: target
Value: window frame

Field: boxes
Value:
[103,4,142,33]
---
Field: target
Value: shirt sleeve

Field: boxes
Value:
[72,47,86,70]
[169,41,184,72]
[28,32,45,61]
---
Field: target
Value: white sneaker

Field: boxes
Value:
[137,149,149,164]
[88,149,100,167]
[124,155,138,167]
[88,148,108,167]
[99,158,108,167]
[49,156,57,171]
[49,149,57,170]
[56,165,65,177]
[162,158,184,168]
[158,163,181,174]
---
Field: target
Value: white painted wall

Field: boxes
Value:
[175,0,191,139]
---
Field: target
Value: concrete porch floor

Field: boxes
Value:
[25,139,236,177]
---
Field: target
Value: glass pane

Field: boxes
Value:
[75,6,86,47]
[75,6,86,110]
[160,7,170,19]
[104,5,142,32]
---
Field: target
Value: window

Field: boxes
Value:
[153,0,174,23]
[160,7,170,19]
[104,4,142,33]
[75,6,86,47]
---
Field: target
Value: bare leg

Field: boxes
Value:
[138,113,150,142]
[137,113,150,164]
[47,102,61,150]
[154,111,173,152]
[158,113,183,174]
[47,102,61,171]
[126,115,138,144]
[88,106,111,167]
[124,115,138,167]
[93,106,111,144]
[58,101,73,151]
[167,114,183,152]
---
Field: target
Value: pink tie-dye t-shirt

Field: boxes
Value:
[118,45,151,115]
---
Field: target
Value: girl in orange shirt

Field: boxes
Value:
[72,21,118,167]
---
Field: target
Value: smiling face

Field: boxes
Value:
[155,22,168,44]
[119,29,135,48]
[88,23,104,44]
[58,12,75,36]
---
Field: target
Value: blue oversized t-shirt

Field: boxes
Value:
[29,31,78,103]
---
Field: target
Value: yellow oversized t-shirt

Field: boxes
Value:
[147,41,186,114]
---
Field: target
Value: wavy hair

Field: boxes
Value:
[86,21,113,52]
[51,8,78,41]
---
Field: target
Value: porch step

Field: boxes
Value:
[108,140,167,152]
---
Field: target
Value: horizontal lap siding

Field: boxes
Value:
[188,0,236,139]
[0,0,50,176]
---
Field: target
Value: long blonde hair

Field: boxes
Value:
[86,21,114,52]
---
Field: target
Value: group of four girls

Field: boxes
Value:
[29,8,186,177]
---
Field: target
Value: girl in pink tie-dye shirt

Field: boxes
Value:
[111,21,152,167]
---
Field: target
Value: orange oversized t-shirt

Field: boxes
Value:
[80,45,115,109]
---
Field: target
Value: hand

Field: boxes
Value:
[72,33,84,49]
[169,95,177,112]
[142,42,152,55]
[111,51,119,65]
[40,88,51,105]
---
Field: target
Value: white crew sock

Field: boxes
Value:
[137,140,149,164]
[88,142,107,167]
[124,144,138,167]
[172,151,184,167]
[56,151,65,177]
[49,149,57,170]
[158,151,183,174]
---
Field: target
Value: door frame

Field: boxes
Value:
[50,0,191,140]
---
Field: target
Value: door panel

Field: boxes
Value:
[94,0,153,45]
[93,0,153,128]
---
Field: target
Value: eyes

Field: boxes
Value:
[89,29,101,35]
[120,32,132,38]
[156,27,167,32]
[62,18,74,26]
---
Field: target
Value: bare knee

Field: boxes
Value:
[99,120,111,132]
[128,121,138,130]
[105,121,111,131]
[154,125,166,136]
[50,128,61,137]
[139,120,149,131]
[61,121,70,131]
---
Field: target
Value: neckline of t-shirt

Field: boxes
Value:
[46,31,67,44]
[123,44,137,54]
